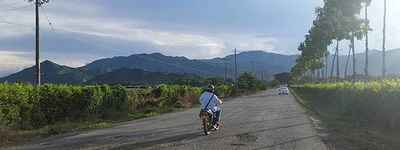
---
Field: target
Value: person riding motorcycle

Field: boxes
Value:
[199,84,223,126]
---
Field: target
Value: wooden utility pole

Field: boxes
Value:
[325,56,327,79]
[322,58,325,79]
[31,0,49,85]
[325,46,328,79]
[35,0,40,86]
[224,57,227,82]
[251,61,254,73]
[234,48,238,94]
[336,41,340,80]
[382,0,387,78]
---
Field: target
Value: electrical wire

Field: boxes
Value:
[69,0,227,76]
[0,17,225,76]
[0,4,32,13]
[0,20,32,28]
[75,0,185,54]
[40,5,74,68]
[59,33,225,77]
[0,1,25,9]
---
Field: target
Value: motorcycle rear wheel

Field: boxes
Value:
[202,119,211,135]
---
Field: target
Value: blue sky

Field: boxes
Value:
[0,0,399,77]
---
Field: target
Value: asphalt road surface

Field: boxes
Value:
[4,90,327,150]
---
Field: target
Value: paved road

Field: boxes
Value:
[4,90,327,150]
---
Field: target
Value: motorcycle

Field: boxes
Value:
[199,109,219,135]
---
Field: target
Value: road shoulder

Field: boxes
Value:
[291,91,359,150]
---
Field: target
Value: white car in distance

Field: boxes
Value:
[278,87,289,95]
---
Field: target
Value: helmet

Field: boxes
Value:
[205,84,214,93]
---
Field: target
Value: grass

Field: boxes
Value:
[0,125,17,143]
[291,88,400,150]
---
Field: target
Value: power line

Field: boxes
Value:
[40,5,74,68]
[75,0,185,54]
[13,24,224,80]
[58,33,225,77]
[0,1,224,77]
[0,1,25,9]
[69,1,227,76]
[0,4,33,13]
[0,20,32,28]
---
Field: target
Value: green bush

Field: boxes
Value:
[152,84,191,106]
[0,82,245,130]
[293,80,400,131]
[214,85,234,98]
[0,83,33,129]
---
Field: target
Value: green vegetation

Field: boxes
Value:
[291,0,371,82]
[0,72,266,143]
[292,80,400,149]
[273,72,292,85]
[87,68,205,85]
[238,72,268,92]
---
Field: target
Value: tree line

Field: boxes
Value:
[291,0,374,83]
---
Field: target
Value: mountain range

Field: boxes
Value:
[325,49,400,77]
[1,49,400,85]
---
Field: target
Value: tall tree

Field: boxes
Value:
[273,72,292,85]
[345,45,351,77]
[364,0,372,79]
[382,0,387,78]
[348,15,367,83]
[291,0,372,82]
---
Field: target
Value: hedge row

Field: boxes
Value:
[0,83,134,129]
[293,80,400,130]
[0,83,235,130]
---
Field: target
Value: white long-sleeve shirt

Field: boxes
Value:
[199,91,222,112]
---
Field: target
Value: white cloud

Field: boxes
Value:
[0,51,33,70]
[0,3,35,39]
[0,0,311,73]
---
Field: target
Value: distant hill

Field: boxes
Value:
[325,48,400,77]
[86,67,204,85]
[80,53,225,78]
[81,51,298,80]
[2,49,400,85]
[0,60,92,84]
[207,51,298,79]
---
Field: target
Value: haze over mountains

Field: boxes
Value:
[1,49,399,85]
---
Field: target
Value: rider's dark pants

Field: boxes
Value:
[213,107,221,124]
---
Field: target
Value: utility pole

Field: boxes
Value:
[251,61,254,73]
[234,48,238,95]
[325,46,328,79]
[31,0,49,86]
[261,73,264,81]
[382,0,387,78]
[224,57,227,82]
[321,58,325,79]
[35,0,40,86]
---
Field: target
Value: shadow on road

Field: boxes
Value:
[109,132,202,149]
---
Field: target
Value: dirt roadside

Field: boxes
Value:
[290,90,359,150]
[305,109,359,150]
